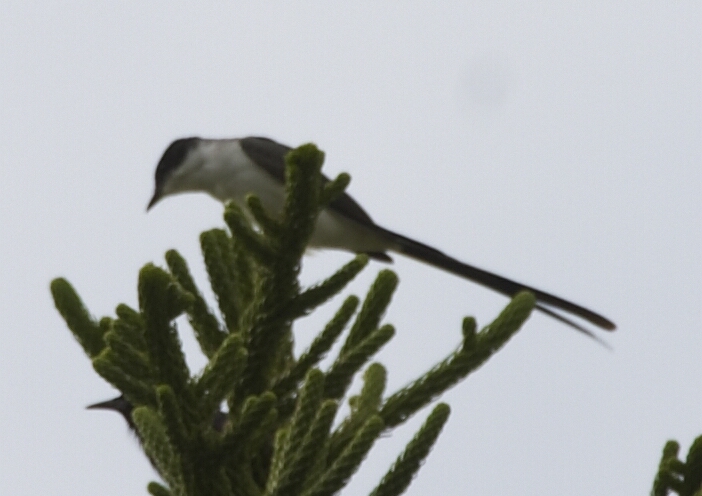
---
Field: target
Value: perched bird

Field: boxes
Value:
[89,397,277,479]
[87,396,140,433]
[87,396,228,473]
[87,396,228,434]
[148,137,615,338]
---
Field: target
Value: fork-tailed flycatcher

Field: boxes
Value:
[88,396,228,474]
[147,137,615,337]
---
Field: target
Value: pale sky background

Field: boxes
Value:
[1,2,700,495]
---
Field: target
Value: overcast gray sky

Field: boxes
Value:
[1,2,700,495]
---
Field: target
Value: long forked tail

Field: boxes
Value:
[378,227,616,337]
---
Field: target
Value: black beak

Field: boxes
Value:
[87,395,136,432]
[147,190,161,211]
[87,396,132,414]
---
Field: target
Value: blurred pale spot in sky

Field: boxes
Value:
[462,54,512,108]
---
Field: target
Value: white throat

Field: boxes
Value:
[164,139,288,214]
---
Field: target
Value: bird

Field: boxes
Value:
[87,396,228,434]
[87,396,228,474]
[87,396,140,433]
[147,136,615,338]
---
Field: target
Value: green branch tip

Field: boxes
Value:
[321,172,351,206]
[147,482,172,496]
[478,290,535,349]
[305,415,385,496]
[50,277,105,357]
[285,143,325,172]
[370,403,450,496]
[138,264,194,321]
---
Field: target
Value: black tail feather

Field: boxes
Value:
[379,227,615,333]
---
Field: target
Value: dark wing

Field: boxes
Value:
[239,137,380,227]
[239,137,393,262]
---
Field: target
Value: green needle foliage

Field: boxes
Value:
[51,143,537,496]
[652,436,702,496]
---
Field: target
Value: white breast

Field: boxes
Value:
[180,139,393,254]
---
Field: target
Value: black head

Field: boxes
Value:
[147,137,201,210]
